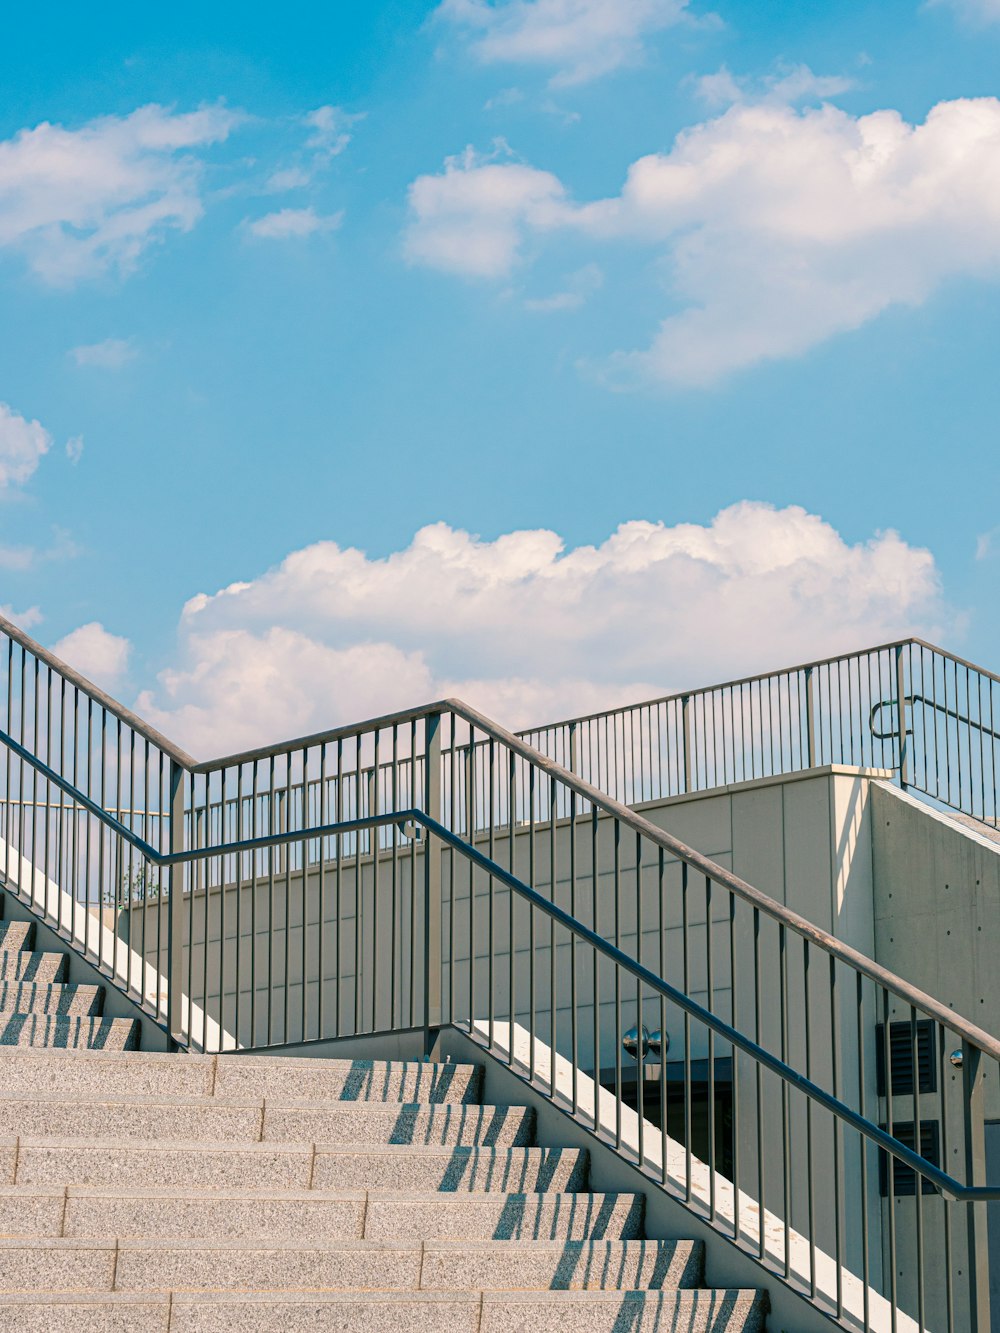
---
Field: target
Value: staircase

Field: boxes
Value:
[0,907,767,1331]
[0,906,137,1051]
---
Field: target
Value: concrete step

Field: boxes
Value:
[0,982,102,1017]
[479,1290,768,1331]
[57,1185,368,1241]
[0,1048,480,1103]
[214,1055,484,1105]
[40,1185,642,1242]
[0,1236,704,1295]
[0,1016,136,1050]
[261,1097,534,1147]
[0,1094,533,1147]
[0,1289,767,1332]
[0,1049,217,1099]
[0,922,33,953]
[0,950,67,983]
[419,1238,705,1291]
[362,1190,644,1242]
[15,1138,586,1193]
[0,1293,168,1333]
[0,1093,536,1146]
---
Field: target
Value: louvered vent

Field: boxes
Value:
[878,1119,941,1197]
[875,1019,937,1097]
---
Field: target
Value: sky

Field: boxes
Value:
[1,0,999,757]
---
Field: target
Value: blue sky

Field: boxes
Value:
[1,0,999,753]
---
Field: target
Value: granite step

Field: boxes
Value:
[0,1049,481,1104]
[40,1185,644,1242]
[0,949,67,984]
[0,982,102,1017]
[0,1094,533,1147]
[0,1289,768,1333]
[0,1236,705,1295]
[0,1016,136,1050]
[14,1139,585,1194]
[0,922,33,954]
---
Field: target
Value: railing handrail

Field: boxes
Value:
[443,698,1000,1064]
[1,763,991,1204]
[5,659,1000,1066]
[4,613,1000,1056]
[4,606,998,773]
[0,612,196,769]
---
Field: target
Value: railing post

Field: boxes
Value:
[423,712,442,1053]
[895,644,910,789]
[167,760,186,1049]
[681,695,692,793]
[964,1041,992,1331]
[568,721,578,777]
[804,667,817,769]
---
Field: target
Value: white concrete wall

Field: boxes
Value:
[872,782,1000,1333]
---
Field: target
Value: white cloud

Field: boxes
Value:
[265,166,312,193]
[0,402,51,493]
[246,207,343,240]
[0,103,239,284]
[70,337,137,369]
[135,503,950,756]
[524,261,602,309]
[691,63,854,110]
[407,97,1000,382]
[65,436,84,464]
[52,623,131,690]
[930,0,1000,23]
[0,604,42,630]
[405,145,568,277]
[435,0,702,86]
[303,106,365,159]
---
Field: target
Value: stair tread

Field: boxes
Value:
[0,982,102,1015]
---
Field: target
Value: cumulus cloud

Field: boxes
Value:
[930,0,1000,22]
[134,503,949,757]
[70,338,137,370]
[52,623,131,690]
[405,145,568,276]
[246,207,343,240]
[0,403,51,494]
[0,605,42,630]
[524,261,603,310]
[691,63,854,110]
[435,0,702,86]
[407,97,1000,382]
[0,103,239,284]
[303,106,365,159]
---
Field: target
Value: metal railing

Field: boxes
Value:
[1,611,998,1330]
[519,638,1000,827]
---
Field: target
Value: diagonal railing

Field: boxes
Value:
[1,610,998,1331]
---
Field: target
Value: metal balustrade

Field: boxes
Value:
[521,638,1000,828]
[0,610,998,1331]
